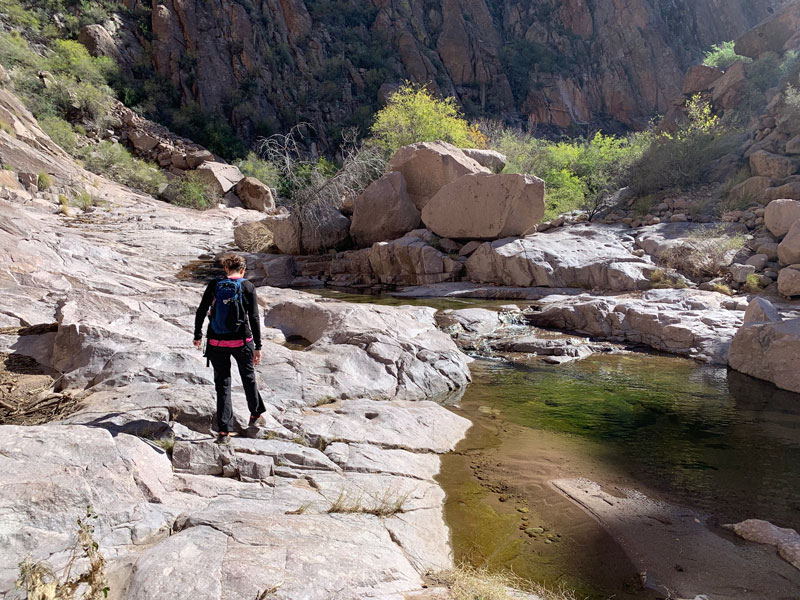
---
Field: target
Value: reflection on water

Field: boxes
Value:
[306,287,528,311]
[468,353,800,529]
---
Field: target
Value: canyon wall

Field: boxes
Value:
[113,0,788,148]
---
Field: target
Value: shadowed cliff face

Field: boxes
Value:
[121,0,785,148]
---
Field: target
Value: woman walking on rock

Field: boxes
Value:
[193,253,266,444]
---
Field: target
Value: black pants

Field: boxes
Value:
[206,342,266,433]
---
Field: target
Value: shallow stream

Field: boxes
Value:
[307,289,800,597]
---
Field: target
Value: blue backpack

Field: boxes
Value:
[210,278,247,335]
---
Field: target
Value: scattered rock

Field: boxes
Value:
[234,177,275,212]
[195,162,245,195]
[742,297,781,325]
[778,221,800,265]
[778,264,800,296]
[750,150,800,179]
[765,199,800,237]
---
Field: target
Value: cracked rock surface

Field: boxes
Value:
[0,155,472,598]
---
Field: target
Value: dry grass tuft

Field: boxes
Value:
[16,506,110,600]
[327,487,411,517]
[428,565,576,600]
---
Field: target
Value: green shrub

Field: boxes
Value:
[0,30,42,70]
[237,152,279,187]
[37,172,52,190]
[627,96,740,196]
[78,141,166,195]
[38,115,78,153]
[703,41,750,70]
[744,273,763,293]
[172,172,218,210]
[494,128,647,219]
[171,102,247,159]
[369,82,486,153]
[45,39,117,87]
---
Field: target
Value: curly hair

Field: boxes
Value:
[220,253,246,273]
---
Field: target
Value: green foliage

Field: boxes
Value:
[702,41,750,70]
[627,96,740,196]
[46,39,116,86]
[37,172,52,190]
[649,268,688,289]
[171,102,247,159]
[38,115,78,153]
[0,31,114,128]
[369,83,486,153]
[744,273,763,293]
[495,128,648,220]
[172,172,218,210]
[78,141,166,195]
[237,151,279,187]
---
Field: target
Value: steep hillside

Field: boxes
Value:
[87,0,781,151]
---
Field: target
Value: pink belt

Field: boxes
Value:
[208,337,253,348]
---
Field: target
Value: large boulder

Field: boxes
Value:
[734,2,800,59]
[368,229,464,285]
[742,297,781,325]
[682,64,723,95]
[750,150,800,179]
[421,172,545,240]
[387,141,489,210]
[764,183,800,203]
[778,264,800,296]
[778,221,800,265]
[350,172,420,247]
[77,24,122,62]
[711,61,746,109]
[261,213,302,255]
[195,162,245,195]
[465,226,654,291]
[233,219,275,253]
[729,176,772,204]
[765,198,800,238]
[234,177,275,212]
[461,148,507,173]
[300,204,351,254]
[728,317,800,393]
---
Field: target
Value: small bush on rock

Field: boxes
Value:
[702,41,750,70]
[38,115,78,154]
[37,172,52,190]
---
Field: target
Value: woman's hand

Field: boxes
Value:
[193,339,202,349]
[254,350,262,366]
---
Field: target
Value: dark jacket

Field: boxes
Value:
[194,278,262,349]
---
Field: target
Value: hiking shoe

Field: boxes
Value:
[249,413,266,427]
[216,432,231,445]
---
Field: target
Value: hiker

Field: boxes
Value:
[193,253,266,444]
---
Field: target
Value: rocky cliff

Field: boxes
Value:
[105,0,782,150]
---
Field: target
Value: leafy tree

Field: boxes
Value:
[369,83,486,152]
